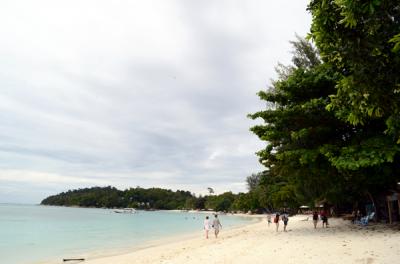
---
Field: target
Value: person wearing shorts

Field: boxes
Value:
[212,214,222,238]
[282,214,289,232]
[321,210,328,228]
[312,211,319,229]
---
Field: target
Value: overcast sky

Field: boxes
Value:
[0,0,311,203]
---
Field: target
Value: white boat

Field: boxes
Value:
[114,208,137,214]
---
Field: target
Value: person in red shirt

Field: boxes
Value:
[274,213,280,232]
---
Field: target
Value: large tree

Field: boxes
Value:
[249,33,400,211]
[307,0,400,199]
[249,38,351,208]
[308,0,400,141]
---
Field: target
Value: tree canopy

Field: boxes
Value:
[249,41,350,208]
[308,0,400,143]
[41,186,259,213]
[41,186,193,210]
[249,22,400,212]
[307,0,400,199]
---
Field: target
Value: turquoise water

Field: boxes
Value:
[0,204,255,264]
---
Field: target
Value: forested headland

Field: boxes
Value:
[40,186,262,212]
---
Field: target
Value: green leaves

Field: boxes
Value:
[334,0,383,27]
[389,33,400,53]
[385,114,400,143]
[249,29,400,210]
[309,0,400,137]
[323,137,400,170]
[249,37,348,208]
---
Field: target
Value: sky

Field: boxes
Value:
[0,0,311,203]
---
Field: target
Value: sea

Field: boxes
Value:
[0,204,256,264]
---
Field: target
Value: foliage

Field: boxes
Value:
[204,192,236,212]
[41,186,262,212]
[249,6,400,212]
[307,0,400,203]
[308,0,400,143]
[246,173,262,191]
[250,58,351,208]
[41,186,193,210]
[41,186,124,208]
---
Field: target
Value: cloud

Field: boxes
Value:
[0,169,104,185]
[0,0,311,203]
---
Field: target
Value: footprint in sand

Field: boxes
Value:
[355,257,375,264]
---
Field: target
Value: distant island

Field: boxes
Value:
[40,186,254,212]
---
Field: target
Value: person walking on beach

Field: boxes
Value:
[321,210,328,228]
[274,213,280,232]
[212,214,222,238]
[282,213,289,232]
[204,216,211,239]
[351,210,359,224]
[312,211,319,229]
[267,214,272,227]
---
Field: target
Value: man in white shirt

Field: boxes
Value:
[212,214,222,238]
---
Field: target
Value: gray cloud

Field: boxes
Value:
[0,0,311,203]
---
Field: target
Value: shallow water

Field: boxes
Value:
[0,204,255,264]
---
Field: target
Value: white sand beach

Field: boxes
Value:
[83,215,400,264]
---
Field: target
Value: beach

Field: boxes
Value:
[83,215,400,264]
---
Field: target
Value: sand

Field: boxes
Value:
[82,215,400,264]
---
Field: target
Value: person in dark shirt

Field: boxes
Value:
[320,210,328,228]
[282,214,289,232]
[312,211,319,229]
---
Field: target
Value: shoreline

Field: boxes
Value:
[84,217,262,263]
[42,212,263,264]
[82,215,400,264]
[80,217,263,264]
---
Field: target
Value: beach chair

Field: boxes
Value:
[359,212,375,226]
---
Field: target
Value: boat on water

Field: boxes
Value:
[114,208,137,214]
